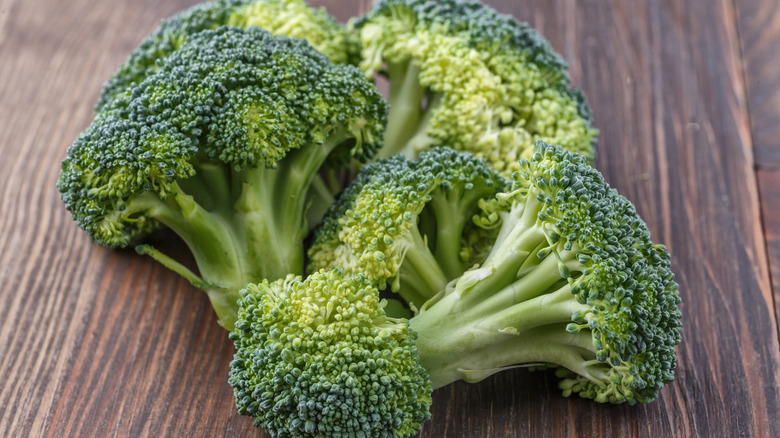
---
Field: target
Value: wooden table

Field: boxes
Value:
[2,0,779,436]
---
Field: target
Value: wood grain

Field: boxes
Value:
[736,0,780,170]
[736,0,780,336]
[0,0,778,437]
[757,169,780,344]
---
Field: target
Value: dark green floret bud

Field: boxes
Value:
[229,270,432,437]
[97,0,358,110]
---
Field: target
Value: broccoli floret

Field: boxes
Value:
[354,0,598,175]
[58,27,386,329]
[97,0,357,111]
[403,142,682,404]
[229,269,432,437]
[308,148,506,309]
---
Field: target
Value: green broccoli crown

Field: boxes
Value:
[500,142,681,402]
[308,147,505,308]
[97,0,356,111]
[357,0,568,75]
[229,269,432,437]
[58,26,386,248]
[354,0,597,173]
[408,142,681,404]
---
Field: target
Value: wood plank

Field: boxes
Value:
[736,0,780,170]
[0,1,256,435]
[735,0,780,335]
[757,170,780,334]
[0,0,777,437]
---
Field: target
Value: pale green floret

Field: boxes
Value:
[97,0,356,111]
[228,0,356,64]
[58,27,387,329]
[308,148,506,310]
[354,0,598,175]
[404,142,682,404]
[228,270,432,437]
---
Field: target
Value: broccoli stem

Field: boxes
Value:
[125,188,248,328]
[461,249,572,312]
[427,182,500,279]
[177,158,235,219]
[195,161,233,214]
[323,166,346,195]
[396,226,449,310]
[305,175,337,230]
[408,190,593,388]
[126,188,245,285]
[380,59,427,158]
[413,323,601,388]
[128,131,350,329]
[240,131,350,281]
[135,244,218,290]
[425,194,465,279]
[133,243,243,330]
[402,91,440,154]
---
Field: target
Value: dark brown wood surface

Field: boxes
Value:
[738,0,780,332]
[1,0,778,436]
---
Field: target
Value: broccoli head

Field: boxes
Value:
[97,0,357,111]
[354,0,598,175]
[229,269,432,437]
[306,142,682,404]
[308,148,506,310]
[58,27,387,329]
[404,142,682,403]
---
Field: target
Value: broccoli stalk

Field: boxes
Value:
[134,135,347,319]
[404,143,682,403]
[354,0,598,175]
[387,222,448,309]
[58,27,387,329]
[382,59,432,156]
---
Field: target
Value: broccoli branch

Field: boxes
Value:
[382,60,426,155]
[395,225,449,309]
[240,132,349,281]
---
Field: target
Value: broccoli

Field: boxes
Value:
[229,269,432,437]
[58,27,387,329]
[353,0,598,175]
[305,142,681,404]
[227,143,681,437]
[406,142,682,403]
[97,0,356,111]
[308,148,506,310]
